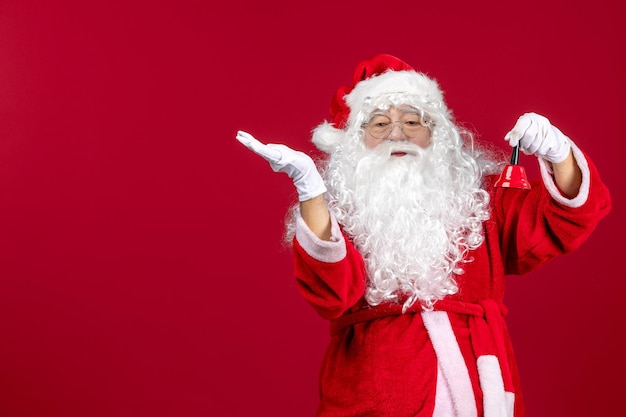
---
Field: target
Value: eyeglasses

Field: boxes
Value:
[362,112,431,140]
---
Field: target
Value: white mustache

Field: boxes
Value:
[372,141,425,157]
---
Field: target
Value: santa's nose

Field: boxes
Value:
[387,123,408,140]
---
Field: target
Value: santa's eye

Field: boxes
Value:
[368,116,391,126]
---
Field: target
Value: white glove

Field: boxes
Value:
[504,112,571,163]
[236,130,327,202]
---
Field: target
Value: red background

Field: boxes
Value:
[0,1,623,416]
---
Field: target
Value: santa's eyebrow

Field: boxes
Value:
[398,106,420,114]
[369,109,387,116]
[367,106,421,119]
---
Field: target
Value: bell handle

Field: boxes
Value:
[510,143,520,165]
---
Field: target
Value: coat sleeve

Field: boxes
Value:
[292,212,367,320]
[492,143,612,275]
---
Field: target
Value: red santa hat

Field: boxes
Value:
[312,54,450,153]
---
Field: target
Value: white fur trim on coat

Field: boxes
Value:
[422,311,478,417]
[295,211,346,263]
[477,355,515,417]
[539,140,590,208]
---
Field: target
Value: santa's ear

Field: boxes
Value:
[312,121,345,153]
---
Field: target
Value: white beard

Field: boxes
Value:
[324,139,491,311]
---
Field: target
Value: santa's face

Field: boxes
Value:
[362,105,432,151]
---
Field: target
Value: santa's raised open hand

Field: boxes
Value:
[504,112,572,163]
[236,130,327,202]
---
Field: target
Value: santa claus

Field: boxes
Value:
[236,54,611,417]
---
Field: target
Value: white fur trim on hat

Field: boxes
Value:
[346,70,448,126]
[312,70,449,153]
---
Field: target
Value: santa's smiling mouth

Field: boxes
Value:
[389,145,419,157]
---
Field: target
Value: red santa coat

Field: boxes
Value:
[292,147,611,417]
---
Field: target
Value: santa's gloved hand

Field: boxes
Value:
[504,112,572,163]
[236,130,327,201]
